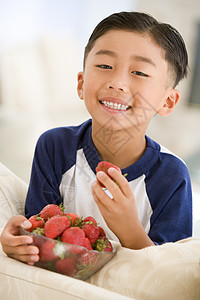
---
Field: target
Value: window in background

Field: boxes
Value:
[0,0,136,53]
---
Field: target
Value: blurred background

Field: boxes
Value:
[0,0,199,234]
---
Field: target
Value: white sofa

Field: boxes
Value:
[0,161,200,300]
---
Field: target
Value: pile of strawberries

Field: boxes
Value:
[24,161,125,279]
[25,203,114,279]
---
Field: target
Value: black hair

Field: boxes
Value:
[83,11,188,87]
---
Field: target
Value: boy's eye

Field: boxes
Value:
[96,64,112,69]
[132,71,148,77]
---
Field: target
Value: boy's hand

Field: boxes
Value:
[91,167,154,249]
[0,215,39,265]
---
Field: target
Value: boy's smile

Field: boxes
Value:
[77,30,179,137]
[99,96,132,112]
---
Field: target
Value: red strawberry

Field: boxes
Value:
[78,250,97,267]
[83,216,97,225]
[82,237,93,251]
[82,223,99,244]
[61,227,85,246]
[98,226,106,238]
[94,237,113,252]
[55,257,78,276]
[95,161,122,187]
[40,204,64,221]
[65,213,80,226]
[39,239,58,262]
[32,227,45,236]
[68,244,83,255]
[27,215,44,232]
[44,215,70,239]
[103,239,113,252]
[32,231,45,248]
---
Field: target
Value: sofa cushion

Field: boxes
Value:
[87,238,200,299]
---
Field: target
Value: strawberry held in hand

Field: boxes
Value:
[96,161,126,187]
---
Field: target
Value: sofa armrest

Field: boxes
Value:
[0,162,27,228]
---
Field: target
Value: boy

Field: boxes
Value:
[0,11,192,264]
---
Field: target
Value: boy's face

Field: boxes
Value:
[77,30,180,134]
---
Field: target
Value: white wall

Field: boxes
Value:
[135,0,200,160]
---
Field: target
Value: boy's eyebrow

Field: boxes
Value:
[95,49,116,57]
[133,55,157,68]
[95,49,156,68]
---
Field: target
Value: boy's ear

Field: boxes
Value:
[157,89,180,116]
[77,72,84,100]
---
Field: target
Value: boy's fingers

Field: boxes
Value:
[96,169,127,200]
[5,244,39,256]
[107,168,133,198]
[3,242,39,264]
[0,215,38,264]
[96,171,115,191]
[4,234,33,247]
[21,220,32,230]
[11,253,40,264]
[0,215,33,250]
[91,182,113,222]
[7,215,32,232]
[91,181,113,211]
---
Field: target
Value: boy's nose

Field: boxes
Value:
[106,73,128,93]
[108,84,124,92]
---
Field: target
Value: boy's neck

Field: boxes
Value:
[91,126,146,169]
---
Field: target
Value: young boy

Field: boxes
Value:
[0,11,192,264]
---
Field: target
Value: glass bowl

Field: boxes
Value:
[20,227,116,280]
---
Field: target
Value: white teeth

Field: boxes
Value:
[101,101,129,111]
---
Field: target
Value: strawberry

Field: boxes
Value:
[103,239,113,252]
[44,215,70,239]
[82,223,99,244]
[65,213,80,226]
[55,257,78,276]
[83,216,97,225]
[39,204,64,221]
[27,215,44,232]
[94,237,113,252]
[82,237,93,251]
[68,244,83,255]
[96,161,121,174]
[73,217,84,228]
[31,229,45,248]
[95,161,122,187]
[32,227,45,236]
[98,226,106,238]
[39,239,58,262]
[78,250,97,267]
[61,227,85,246]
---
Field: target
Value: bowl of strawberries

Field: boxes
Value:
[20,203,116,280]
